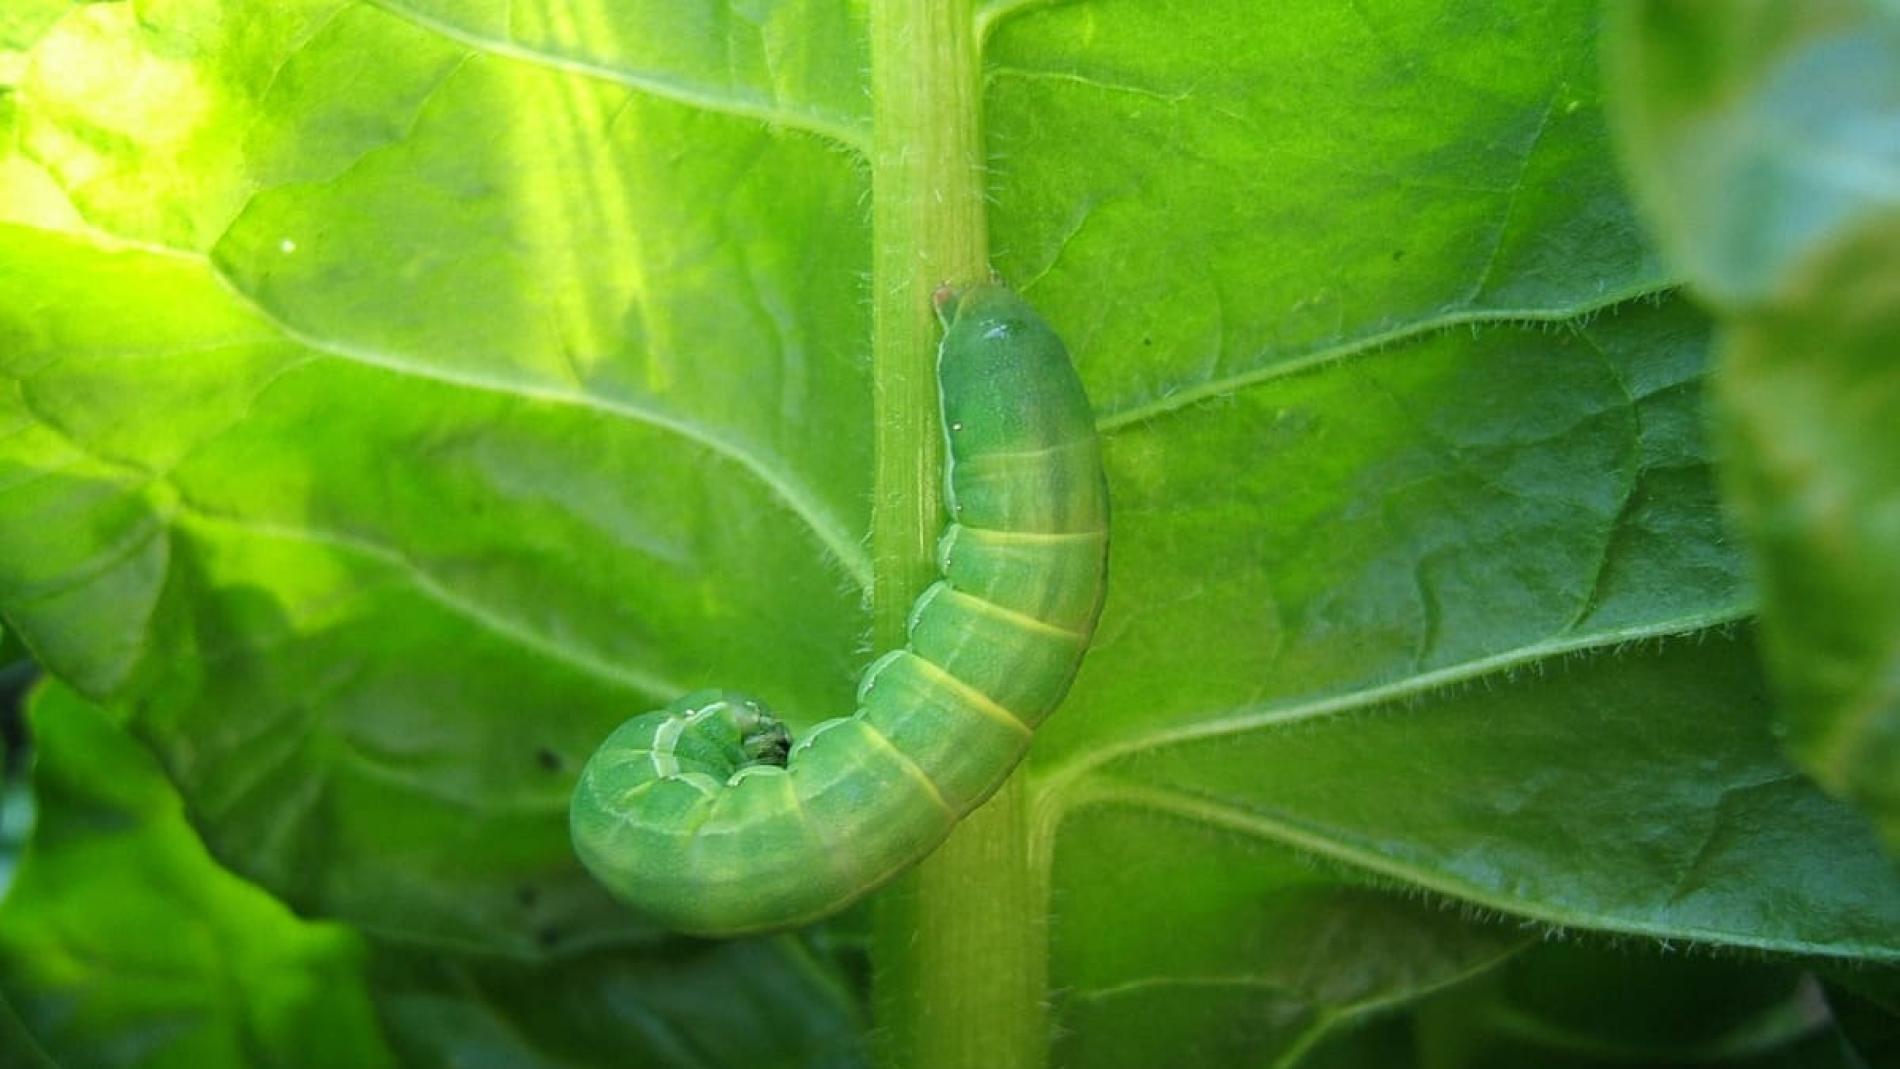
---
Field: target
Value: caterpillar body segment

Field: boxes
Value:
[569,284,1107,935]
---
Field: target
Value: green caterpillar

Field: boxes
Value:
[569,283,1107,935]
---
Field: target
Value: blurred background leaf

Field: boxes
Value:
[1610,0,1900,852]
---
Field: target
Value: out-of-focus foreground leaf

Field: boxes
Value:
[0,683,395,1069]
[1609,0,1900,851]
[0,1,1896,1065]
[0,682,869,1068]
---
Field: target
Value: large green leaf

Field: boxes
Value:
[1609,0,1900,851]
[1,1,1896,1065]
[1408,943,1874,1069]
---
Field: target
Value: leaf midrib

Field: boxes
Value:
[1033,604,1755,800]
[1055,767,1895,962]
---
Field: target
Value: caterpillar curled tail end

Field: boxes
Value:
[569,283,1108,936]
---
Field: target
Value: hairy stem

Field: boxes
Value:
[868,0,1045,1065]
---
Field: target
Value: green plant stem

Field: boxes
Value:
[867,0,1045,1066]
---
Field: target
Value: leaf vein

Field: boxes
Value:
[204,250,876,590]
[361,0,871,155]
[1095,284,1678,434]
[1060,774,1894,961]
[171,504,686,699]
[1038,605,1753,790]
